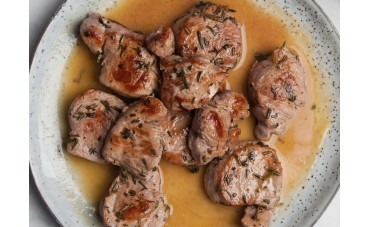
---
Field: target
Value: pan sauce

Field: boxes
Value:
[58,0,330,226]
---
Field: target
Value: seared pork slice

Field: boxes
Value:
[146,27,175,58]
[204,141,282,208]
[66,89,126,163]
[173,1,243,70]
[160,55,227,111]
[80,13,159,98]
[162,110,195,166]
[241,205,273,227]
[248,46,306,140]
[103,96,168,178]
[188,91,249,165]
[100,168,172,227]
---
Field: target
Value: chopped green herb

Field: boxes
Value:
[66,135,79,149]
[224,17,238,25]
[131,119,140,123]
[276,55,288,66]
[281,41,286,48]
[271,123,279,129]
[134,60,150,70]
[115,204,132,219]
[213,58,223,65]
[255,53,268,62]
[121,127,133,139]
[222,44,232,50]
[196,71,203,82]
[85,103,97,111]
[138,181,148,190]
[151,149,157,155]
[187,65,193,71]
[100,100,112,113]
[167,130,172,138]
[197,31,205,49]
[253,173,263,180]
[184,26,191,35]
[267,168,281,176]
[206,25,217,36]
[266,108,272,119]
[204,14,224,22]
[73,111,95,121]
[242,195,247,203]
[111,182,120,193]
[142,159,148,170]
[179,68,189,89]
[89,148,97,155]
[153,201,160,211]
[214,6,221,15]
[288,95,297,102]
[224,173,233,185]
[271,87,278,100]
[235,154,248,167]
[271,112,278,119]
[128,190,136,196]
[295,55,300,61]
[224,190,235,199]
[187,165,199,173]
[248,150,256,161]
[133,47,142,57]
[119,168,129,183]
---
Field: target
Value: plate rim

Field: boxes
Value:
[29,0,340,226]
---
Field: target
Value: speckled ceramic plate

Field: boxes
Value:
[30,0,339,226]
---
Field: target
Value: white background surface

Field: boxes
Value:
[29,0,340,226]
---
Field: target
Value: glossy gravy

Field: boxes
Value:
[58,0,330,226]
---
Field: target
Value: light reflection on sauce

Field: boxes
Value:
[58,0,330,226]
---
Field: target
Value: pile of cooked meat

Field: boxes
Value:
[67,2,307,226]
